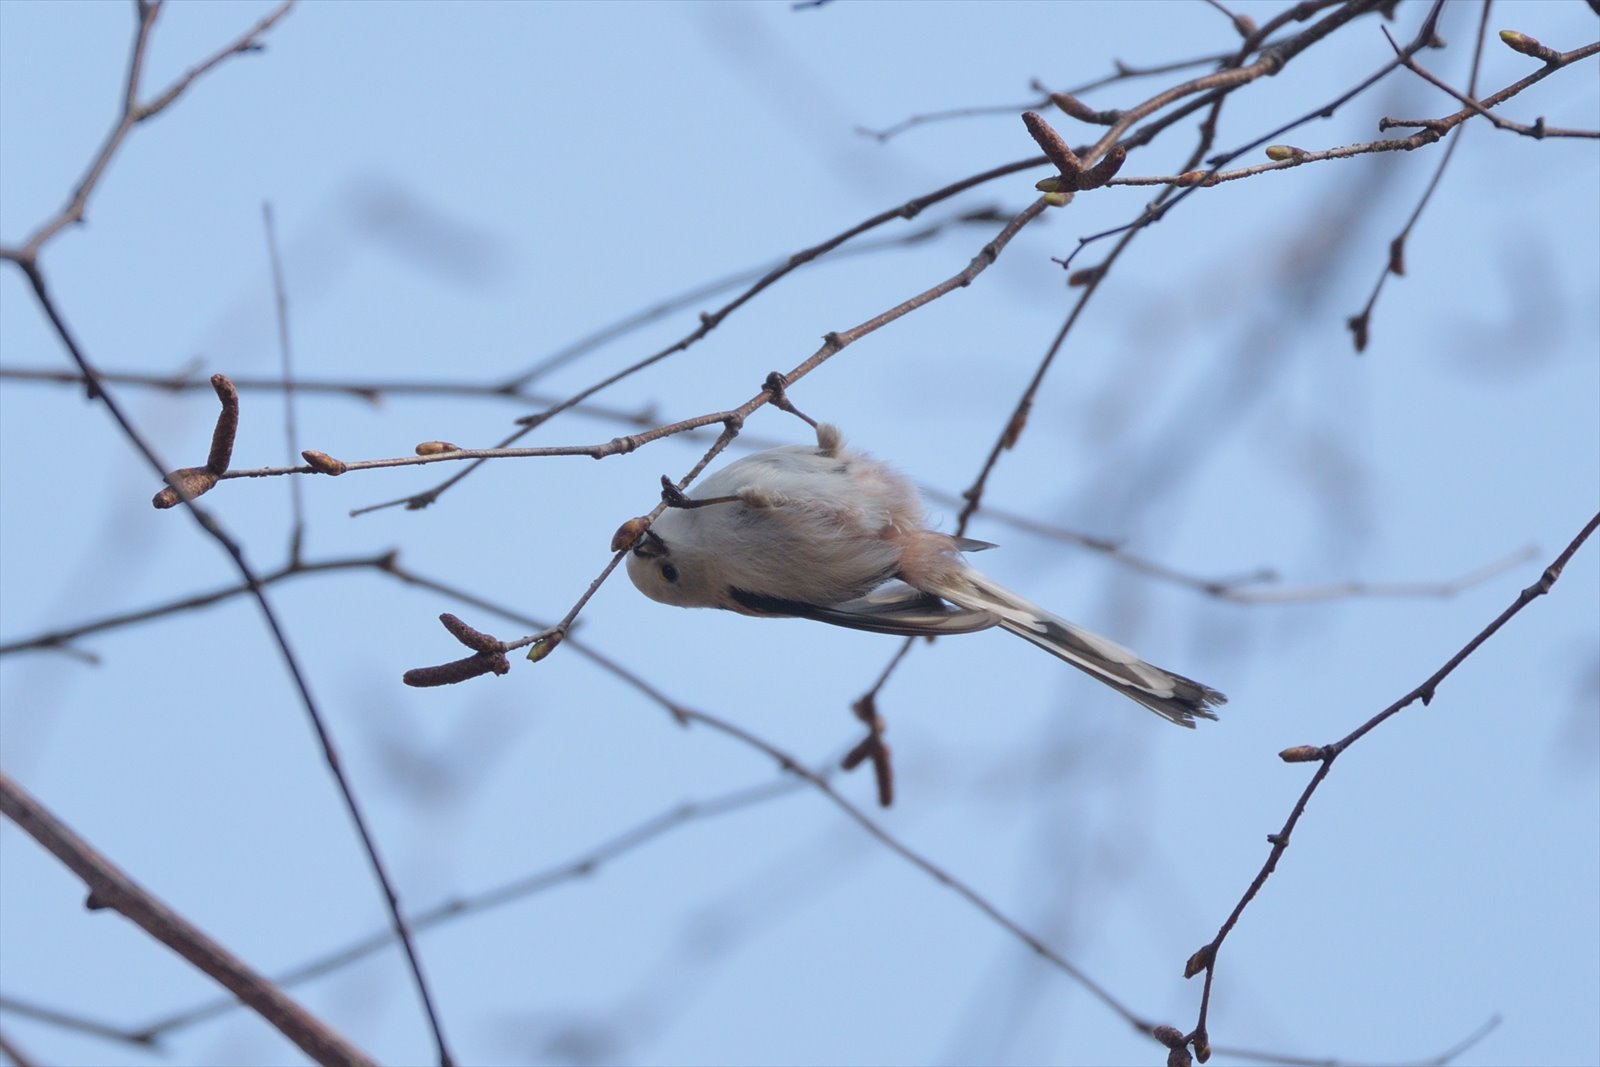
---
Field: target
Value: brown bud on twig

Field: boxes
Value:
[205,374,238,475]
[402,652,511,687]
[1387,235,1407,276]
[870,740,894,808]
[525,630,563,663]
[1192,1029,1211,1064]
[439,612,500,653]
[1152,1025,1185,1048]
[1183,943,1215,979]
[844,693,893,806]
[152,467,220,509]
[1078,144,1126,190]
[1174,170,1211,187]
[1022,111,1082,181]
[1346,312,1371,354]
[403,613,514,686]
[1278,744,1326,763]
[841,732,894,805]
[1048,91,1121,126]
[301,449,347,475]
[1498,29,1560,63]
[1152,1026,1190,1067]
[415,440,462,455]
[1000,401,1030,451]
[152,374,239,508]
[841,734,876,772]
[612,516,651,552]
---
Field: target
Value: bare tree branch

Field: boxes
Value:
[0,772,377,1067]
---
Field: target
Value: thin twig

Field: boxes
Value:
[1348,6,1494,353]
[263,202,306,561]
[0,997,154,1050]
[857,48,1243,142]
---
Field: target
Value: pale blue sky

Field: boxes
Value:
[1,2,1596,1065]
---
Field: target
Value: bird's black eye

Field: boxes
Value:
[660,562,680,583]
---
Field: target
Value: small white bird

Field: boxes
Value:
[625,425,1224,726]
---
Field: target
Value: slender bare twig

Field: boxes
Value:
[501,207,1014,390]
[1183,511,1600,1063]
[263,203,306,561]
[1203,1013,1502,1067]
[0,997,153,1050]
[1388,26,1598,139]
[857,46,1262,143]
[114,776,814,1042]
[0,772,377,1067]
[0,555,393,656]
[349,159,1049,517]
[0,362,649,417]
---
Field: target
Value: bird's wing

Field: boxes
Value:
[726,581,1000,636]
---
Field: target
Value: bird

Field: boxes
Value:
[624,424,1224,726]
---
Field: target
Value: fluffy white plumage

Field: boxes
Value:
[625,425,1225,726]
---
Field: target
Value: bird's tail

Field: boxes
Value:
[934,568,1225,727]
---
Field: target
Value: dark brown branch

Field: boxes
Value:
[0,772,375,1067]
